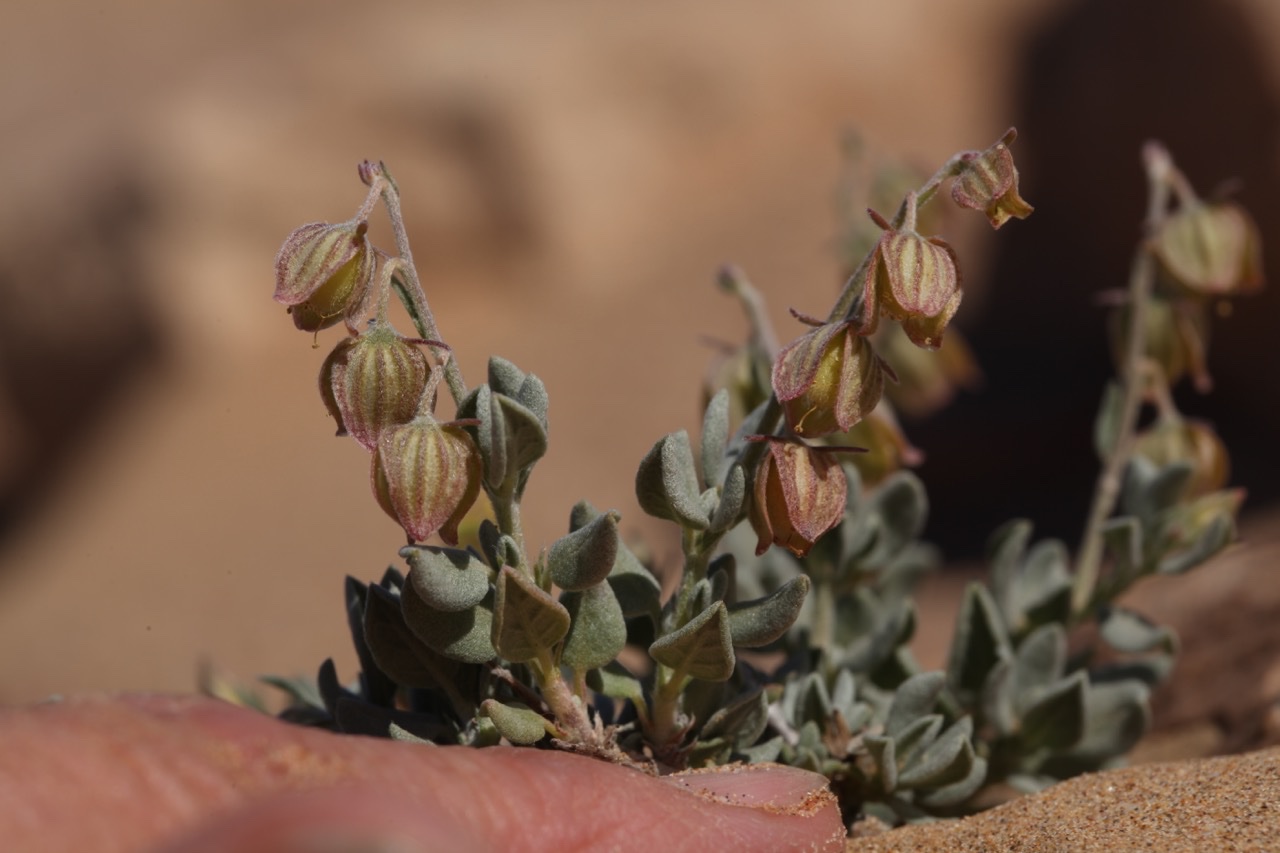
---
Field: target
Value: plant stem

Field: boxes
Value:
[534,651,595,743]
[371,164,468,407]
[1072,142,1175,617]
[491,489,529,571]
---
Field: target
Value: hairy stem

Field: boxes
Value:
[1072,142,1175,616]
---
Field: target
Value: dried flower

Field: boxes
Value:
[372,417,482,544]
[951,128,1034,229]
[773,318,887,437]
[1152,200,1263,297]
[861,196,962,350]
[320,322,430,452]
[274,220,375,332]
[747,436,850,557]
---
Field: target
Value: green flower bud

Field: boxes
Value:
[951,129,1034,230]
[321,322,430,452]
[1133,418,1230,500]
[372,418,483,545]
[748,436,848,557]
[861,197,962,350]
[832,406,923,489]
[273,220,375,332]
[773,319,886,437]
[1153,200,1263,297]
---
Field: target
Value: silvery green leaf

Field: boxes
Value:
[515,373,549,428]
[568,499,599,532]
[1093,381,1124,460]
[689,578,715,618]
[865,471,928,561]
[782,671,832,727]
[916,754,987,808]
[388,722,435,745]
[635,430,710,530]
[480,699,550,745]
[495,394,548,485]
[898,717,975,789]
[839,594,914,674]
[1092,655,1175,687]
[707,562,731,605]
[492,566,570,663]
[893,714,944,771]
[701,688,769,751]
[548,511,620,591]
[1013,540,1072,629]
[1019,670,1086,752]
[1012,623,1067,709]
[586,661,645,706]
[864,734,897,793]
[887,671,946,738]
[559,582,627,672]
[1070,679,1150,764]
[701,389,731,489]
[487,356,527,399]
[649,602,734,681]
[947,583,1012,698]
[401,579,496,664]
[708,463,746,534]
[1157,512,1234,575]
[470,384,506,490]
[986,519,1033,621]
[980,658,1016,737]
[403,545,491,612]
[1122,457,1192,523]
[727,576,810,648]
[1100,607,1177,654]
[739,736,784,763]
[831,668,858,720]
[364,583,457,689]
[1102,516,1146,585]
[260,674,324,712]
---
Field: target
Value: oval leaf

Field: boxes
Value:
[548,511,620,592]
[402,545,491,613]
[480,699,551,745]
[635,431,709,530]
[727,576,810,648]
[400,582,496,664]
[492,566,570,663]
[559,582,627,672]
[649,602,734,682]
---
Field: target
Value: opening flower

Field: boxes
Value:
[273,220,375,332]
[772,317,887,437]
[747,436,851,557]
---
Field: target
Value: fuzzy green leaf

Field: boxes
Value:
[1102,516,1145,584]
[480,699,551,745]
[980,659,1017,737]
[1013,540,1073,629]
[893,714,944,771]
[401,580,496,664]
[1157,512,1234,575]
[1100,607,1177,654]
[345,577,396,706]
[947,583,1011,697]
[548,511,620,591]
[1122,457,1192,523]
[486,356,527,400]
[708,463,746,534]
[586,661,645,706]
[649,602,734,682]
[363,584,457,689]
[726,576,810,648]
[887,671,946,738]
[916,754,987,808]
[635,430,710,530]
[864,734,897,793]
[492,566,570,663]
[987,519,1033,623]
[402,545,491,612]
[867,471,929,560]
[1012,623,1067,706]
[899,717,975,789]
[701,389,731,489]
[1019,671,1086,752]
[559,582,627,672]
[700,688,769,751]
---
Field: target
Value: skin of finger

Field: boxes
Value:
[0,694,845,852]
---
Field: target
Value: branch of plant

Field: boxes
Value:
[1071,142,1175,617]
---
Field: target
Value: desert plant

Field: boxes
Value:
[262,133,1258,828]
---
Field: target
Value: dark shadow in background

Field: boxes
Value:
[0,167,166,545]
[915,0,1280,559]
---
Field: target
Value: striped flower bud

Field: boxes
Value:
[320,322,430,451]
[861,196,962,350]
[373,417,483,545]
[1153,200,1263,297]
[748,436,849,557]
[951,129,1034,230]
[773,318,886,437]
[1133,418,1230,500]
[273,220,375,332]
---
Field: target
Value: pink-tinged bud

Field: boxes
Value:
[372,418,482,544]
[951,129,1034,230]
[773,319,886,437]
[1133,418,1230,500]
[1152,200,1264,297]
[748,437,848,557]
[321,323,430,452]
[274,220,375,332]
[861,198,962,350]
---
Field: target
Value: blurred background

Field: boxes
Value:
[2,0,1279,708]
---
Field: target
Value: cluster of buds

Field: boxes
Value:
[275,203,483,545]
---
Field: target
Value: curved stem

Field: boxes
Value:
[1072,142,1175,617]
[370,163,468,407]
